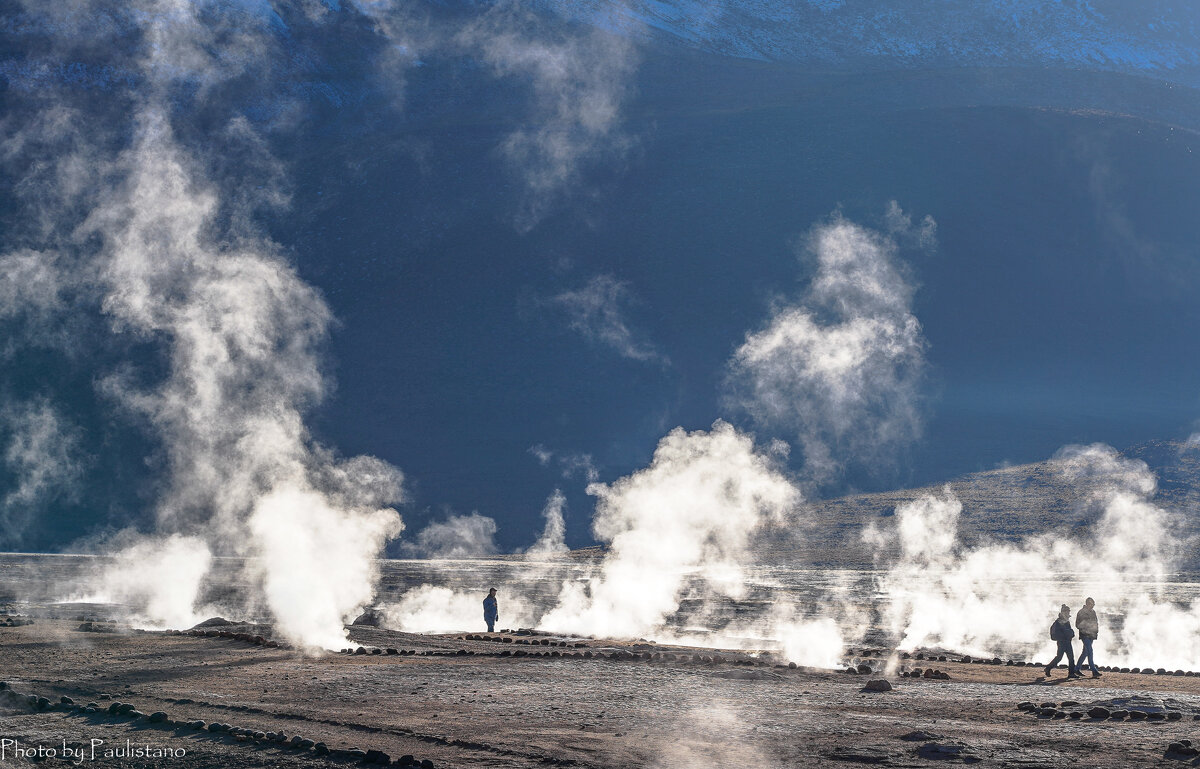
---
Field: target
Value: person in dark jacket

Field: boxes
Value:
[483,588,498,633]
[1044,604,1080,679]
[1075,598,1101,678]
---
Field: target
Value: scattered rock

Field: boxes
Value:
[863,679,892,692]
[314,743,330,756]
[917,742,979,762]
[60,696,74,705]
[147,711,168,723]
[1167,742,1200,757]
[899,731,944,742]
[1087,707,1111,719]
[363,748,390,764]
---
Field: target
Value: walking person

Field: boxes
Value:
[1076,598,1102,678]
[1045,604,1080,679]
[483,588,499,633]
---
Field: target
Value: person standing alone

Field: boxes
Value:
[1076,598,1101,678]
[1045,604,1080,679]
[483,588,498,633]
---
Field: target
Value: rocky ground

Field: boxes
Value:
[3,617,1200,768]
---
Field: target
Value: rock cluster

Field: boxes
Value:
[0,681,438,768]
[0,617,34,627]
[1167,740,1198,757]
[900,668,950,680]
[1017,700,1192,722]
[189,628,282,648]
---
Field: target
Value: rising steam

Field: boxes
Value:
[872,444,1200,668]
[538,420,799,637]
[727,211,929,483]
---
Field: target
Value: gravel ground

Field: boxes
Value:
[3,619,1200,768]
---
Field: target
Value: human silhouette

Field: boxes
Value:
[1076,598,1101,678]
[1045,604,1080,679]
[483,588,498,633]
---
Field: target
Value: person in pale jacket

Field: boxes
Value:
[1075,598,1101,678]
[1044,604,1080,679]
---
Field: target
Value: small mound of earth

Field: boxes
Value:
[1088,695,1193,716]
[899,730,945,742]
[193,617,236,628]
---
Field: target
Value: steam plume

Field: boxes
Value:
[873,444,1200,668]
[538,420,799,638]
[727,210,929,482]
[526,489,569,555]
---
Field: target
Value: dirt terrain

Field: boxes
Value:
[3,617,1200,768]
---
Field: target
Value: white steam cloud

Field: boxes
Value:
[0,399,85,545]
[550,275,665,364]
[458,3,639,229]
[401,513,499,560]
[76,534,213,631]
[526,488,569,555]
[727,210,929,482]
[82,106,406,651]
[1,0,409,651]
[873,444,1200,669]
[538,420,799,638]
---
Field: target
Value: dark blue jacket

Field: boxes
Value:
[483,596,498,620]
[1050,618,1074,642]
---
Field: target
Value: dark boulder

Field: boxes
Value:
[147,712,168,723]
[351,609,382,627]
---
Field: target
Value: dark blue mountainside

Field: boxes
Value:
[3,1,1200,552]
